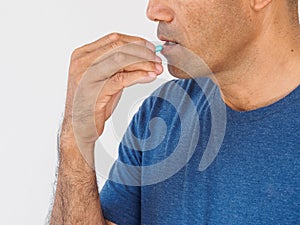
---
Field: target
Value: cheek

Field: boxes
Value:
[177,3,226,50]
[179,1,253,69]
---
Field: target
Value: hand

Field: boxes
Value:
[61,33,163,165]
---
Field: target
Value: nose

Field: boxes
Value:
[146,0,174,23]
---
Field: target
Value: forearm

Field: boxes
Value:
[50,33,158,225]
[50,128,106,225]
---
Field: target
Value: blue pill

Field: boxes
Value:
[155,45,163,53]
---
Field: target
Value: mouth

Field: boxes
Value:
[158,36,180,53]
[159,37,179,45]
[163,41,178,46]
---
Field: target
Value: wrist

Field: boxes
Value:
[59,124,96,173]
[58,142,96,175]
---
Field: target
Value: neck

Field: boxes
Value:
[211,10,300,111]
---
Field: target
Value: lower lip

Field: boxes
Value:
[161,43,179,54]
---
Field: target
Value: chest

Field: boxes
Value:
[140,123,300,225]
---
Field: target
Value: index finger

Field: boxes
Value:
[79,33,155,53]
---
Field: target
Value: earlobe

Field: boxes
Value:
[250,0,272,11]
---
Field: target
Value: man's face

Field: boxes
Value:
[147,0,257,78]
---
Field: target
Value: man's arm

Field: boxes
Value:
[50,127,113,225]
[49,33,162,224]
[50,143,105,224]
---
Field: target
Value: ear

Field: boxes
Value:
[250,0,272,11]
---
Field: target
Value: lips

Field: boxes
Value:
[158,36,180,54]
[164,41,178,46]
[158,36,179,45]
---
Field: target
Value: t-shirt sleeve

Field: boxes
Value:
[100,179,141,225]
[99,97,154,225]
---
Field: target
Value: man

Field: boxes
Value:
[50,0,300,224]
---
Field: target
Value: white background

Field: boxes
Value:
[0,1,299,225]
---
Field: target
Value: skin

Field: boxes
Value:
[148,0,300,110]
[50,34,163,224]
[50,0,299,224]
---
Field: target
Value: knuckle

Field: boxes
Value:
[110,40,124,50]
[71,58,83,69]
[69,58,85,75]
[71,49,79,60]
[71,47,84,60]
[112,73,125,86]
[108,32,121,42]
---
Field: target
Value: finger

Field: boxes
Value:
[85,53,162,82]
[76,33,155,56]
[95,90,123,131]
[88,41,161,67]
[122,61,163,74]
[99,70,159,98]
[73,41,160,75]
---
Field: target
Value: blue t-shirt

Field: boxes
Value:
[100,78,300,225]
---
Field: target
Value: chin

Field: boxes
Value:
[167,65,192,79]
[167,63,214,80]
[163,45,215,79]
